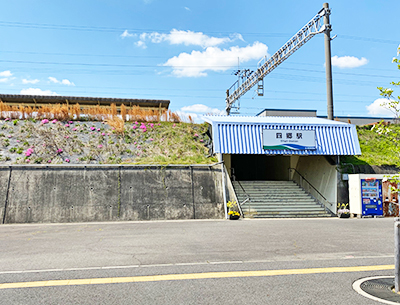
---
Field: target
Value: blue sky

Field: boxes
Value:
[0,0,399,121]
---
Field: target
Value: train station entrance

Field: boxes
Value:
[204,115,361,217]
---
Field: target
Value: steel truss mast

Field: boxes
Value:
[225,4,332,116]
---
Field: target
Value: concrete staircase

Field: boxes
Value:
[232,180,333,218]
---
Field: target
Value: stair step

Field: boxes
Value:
[233,180,332,218]
[251,214,332,218]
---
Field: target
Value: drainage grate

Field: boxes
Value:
[359,277,400,303]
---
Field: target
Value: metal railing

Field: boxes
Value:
[230,168,249,217]
[288,168,333,214]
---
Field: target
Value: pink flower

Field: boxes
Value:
[97,128,100,132]
[149,138,153,141]
[158,123,161,126]
[101,132,105,136]
[48,160,52,163]
[68,121,73,124]
[173,124,176,127]
[65,136,69,139]
[135,121,138,125]
[65,124,70,127]
[90,127,96,131]
[16,140,20,143]
[72,128,77,131]
[150,123,154,128]
[7,135,12,138]
[57,149,63,154]
[65,159,70,163]
[26,159,30,163]
[98,145,103,148]
[51,119,57,124]
[137,145,141,149]
[200,139,204,142]
[25,148,33,157]
[134,142,137,145]
[41,119,49,124]
[5,118,10,121]
[132,125,137,129]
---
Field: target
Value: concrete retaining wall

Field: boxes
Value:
[1,164,224,224]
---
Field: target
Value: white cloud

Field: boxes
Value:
[331,55,368,69]
[181,104,223,114]
[178,104,224,123]
[366,98,398,116]
[48,76,75,86]
[137,29,243,49]
[0,70,13,83]
[135,40,147,49]
[0,70,12,77]
[20,88,58,96]
[120,30,135,38]
[22,79,40,84]
[164,42,269,77]
[184,7,191,11]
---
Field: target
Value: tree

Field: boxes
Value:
[377,44,400,121]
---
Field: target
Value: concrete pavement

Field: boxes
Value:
[0,218,396,304]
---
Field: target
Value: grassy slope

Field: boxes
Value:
[0,119,217,164]
[3,119,396,167]
[341,125,400,167]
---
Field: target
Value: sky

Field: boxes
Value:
[0,0,399,121]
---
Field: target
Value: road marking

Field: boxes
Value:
[0,255,393,275]
[0,265,394,290]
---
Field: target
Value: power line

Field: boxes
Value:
[339,35,399,45]
[0,20,397,45]
[0,20,288,37]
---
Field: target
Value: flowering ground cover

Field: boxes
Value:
[0,118,215,164]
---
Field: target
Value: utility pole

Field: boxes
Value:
[323,2,334,120]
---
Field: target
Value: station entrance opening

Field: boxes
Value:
[204,115,362,216]
[230,155,290,181]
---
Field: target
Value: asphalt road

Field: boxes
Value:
[0,218,396,304]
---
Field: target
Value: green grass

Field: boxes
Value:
[0,119,217,165]
[343,125,400,167]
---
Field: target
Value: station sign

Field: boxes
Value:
[262,129,316,150]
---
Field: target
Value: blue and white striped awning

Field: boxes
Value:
[203,116,361,155]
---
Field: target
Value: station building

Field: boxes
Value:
[204,115,361,218]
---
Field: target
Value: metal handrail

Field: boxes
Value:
[223,165,244,217]
[288,168,333,212]
[235,180,251,218]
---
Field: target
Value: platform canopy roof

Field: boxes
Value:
[203,116,361,156]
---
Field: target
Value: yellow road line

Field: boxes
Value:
[0,265,394,290]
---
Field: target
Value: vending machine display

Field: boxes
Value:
[361,179,383,216]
